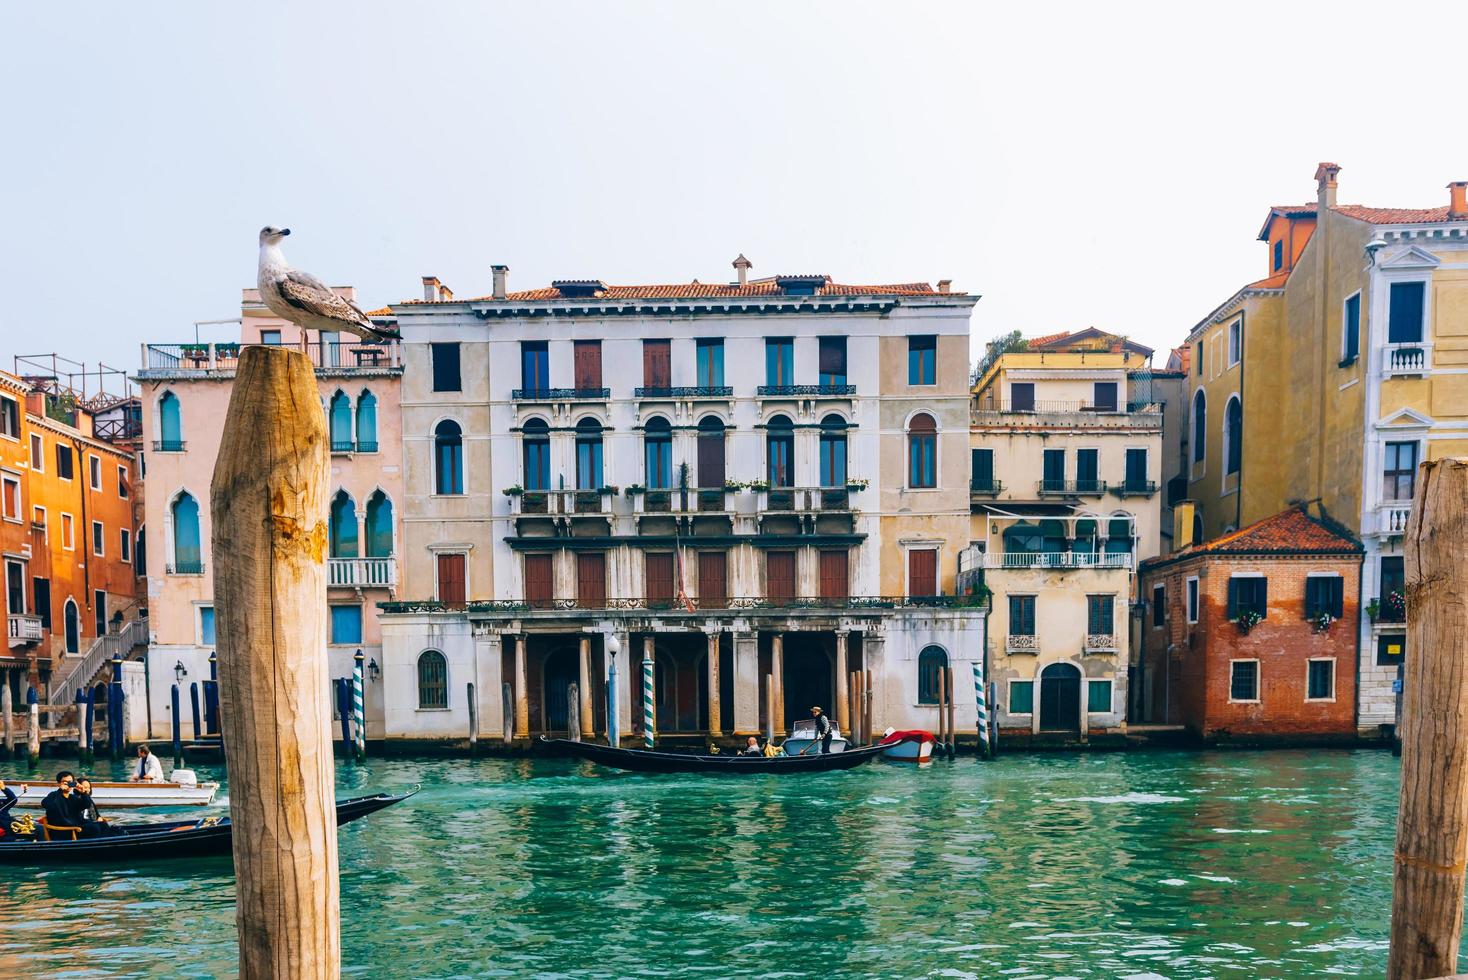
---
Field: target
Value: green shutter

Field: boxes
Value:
[1010,681,1034,714]
[1087,680,1112,712]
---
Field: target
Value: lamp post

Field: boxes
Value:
[606,634,620,748]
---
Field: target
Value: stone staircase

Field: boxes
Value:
[49,619,148,707]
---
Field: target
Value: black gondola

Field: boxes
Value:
[0,790,413,864]
[542,737,888,774]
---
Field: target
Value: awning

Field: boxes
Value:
[977,501,1078,519]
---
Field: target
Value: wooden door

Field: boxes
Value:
[525,554,553,608]
[643,340,671,388]
[767,551,796,602]
[1039,663,1082,732]
[437,553,466,607]
[646,553,674,608]
[697,428,725,488]
[698,551,727,608]
[908,549,937,597]
[577,552,606,608]
[574,340,602,389]
[818,550,849,600]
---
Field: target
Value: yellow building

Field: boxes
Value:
[968,329,1164,739]
[1180,163,1468,733]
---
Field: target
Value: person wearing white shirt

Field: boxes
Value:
[129,744,164,782]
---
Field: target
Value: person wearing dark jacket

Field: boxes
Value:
[0,779,17,836]
[810,706,833,754]
[42,771,109,838]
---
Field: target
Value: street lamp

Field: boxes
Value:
[367,657,381,681]
[174,660,188,685]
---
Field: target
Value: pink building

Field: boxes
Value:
[133,288,401,738]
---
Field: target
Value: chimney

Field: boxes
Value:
[937,279,952,294]
[732,253,752,288]
[422,276,441,302]
[491,264,509,300]
[1173,500,1197,551]
[1315,161,1341,210]
[1449,181,1468,220]
[439,284,453,302]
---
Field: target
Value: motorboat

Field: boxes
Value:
[879,728,936,762]
[780,718,849,756]
[10,770,220,809]
[543,737,885,774]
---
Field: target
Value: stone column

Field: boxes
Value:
[512,634,529,738]
[612,630,632,743]
[862,630,885,736]
[578,634,594,739]
[834,630,850,735]
[706,630,722,736]
[732,631,758,734]
[477,630,505,739]
[771,632,786,736]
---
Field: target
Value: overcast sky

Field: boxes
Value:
[3,1,1466,395]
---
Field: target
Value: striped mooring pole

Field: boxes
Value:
[642,651,655,749]
[352,650,366,762]
[973,661,991,758]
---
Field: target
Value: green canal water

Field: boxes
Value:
[0,749,1430,978]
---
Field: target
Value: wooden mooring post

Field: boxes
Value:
[1389,457,1468,980]
[945,666,958,760]
[27,701,39,770]
[211,345,339,979]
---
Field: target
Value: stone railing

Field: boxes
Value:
[328,557,396,589]
[1085,633,1118,652]
[7,614,43,645]
[1383,342,1431,378]
[1006,634,1038,653]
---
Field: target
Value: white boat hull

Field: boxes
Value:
[10,780,220,809]
[781,735,849,756]
[882,739,934,762]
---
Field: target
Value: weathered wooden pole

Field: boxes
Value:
[211,345,339,980]
[171,684,184,768]
[2,699,12,758]
[946,666,958,759]
[568,683,581,743]
[501,682,513,747]
[763,673,774,747]
[855,670,867,745]
[936,667,947,753]
[467,683,478,754]
[27,701,40,770]
[864,667,874,744]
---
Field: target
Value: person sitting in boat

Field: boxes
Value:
[740,736,764,756]
[0,779,17,837]
[810,705,833,754]
[74,778,103,824]
[130,744,164,782]
[42,771,110,838]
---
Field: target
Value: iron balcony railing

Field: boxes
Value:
[760,486,853,512]
[634,487,738,514]
[756,384,858,397]
[328,556,396,589]
[1115,480,1158,497]
[140,340,401,374]
[380,594,990,615]
[152,439,186,453]
[510,387,610,401]
[356,440,379,453]
[983,552,1133,571]
[330,440,356,454]
[634,385,734,399]
[1037,479,1107,496]
[970,479,1004,496]
[167,560,205,575]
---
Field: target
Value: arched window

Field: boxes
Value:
[356,390,378,452]
[819,414,847,487]
[329,491,358,558]
[63,599,80,654]
[158,391,183,451]
[1191,390,1207,465]
[329,391,353,451]
[1192,512,1205,546]
[522,418,550,491]
[1039,519,1067,554]
[908,413,937,488]
[644,416,673,489]
[575,418,604,489]
[434,420,463,495]
[1003,522,1042,560]
[417,650,448,709]
[135,523,147,578]
[1072,518,1098,556]
[1105,515,1134,556]
[766,414,794,487]
[1224,395,1243,476]
[696,416,726,488]
[171,492,201,574]
[917,646,948,705]
[365,490,393,558]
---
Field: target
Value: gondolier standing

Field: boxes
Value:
[811,706,833,754]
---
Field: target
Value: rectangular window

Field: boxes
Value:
[695,339,724,388]
[1186,577,1199,624]
[1273,239,1284,271]
[521,341,550,393]
[1087,679,1113,713]
[1152,584,1166,627]
[32,506,45,538]
[1009,680,1034,715]
[1342,293,1361,364]
[0,396,17,439]
[698,551,727,608]
[1009,382,1035,412]
[1388,281,1426,344]
[259,329,282,346]
[1228,319,1242,366]
[908,549,938,597]
[117,464,129,498]
[29,433,43,472]
[1092,381,1118,412]
[1125,448,1149,491]
[1383,441,1419,502]
[91,520,104,556]
[120,528,132,563]
[1042,448,1066,492]
[576,430,604,489]
[330,605,363,645]
[524,553,553,608]
[576,552,606,607]
[818,337,847,387]
[818,549,849,600]
[33,577,51,629]
[645,553,675,608]
[573,340,602,390]
[1076,449,1099,491]
[1379,556,1406,621]
[1087,594,1114,634]
[908,335,936,385]
[1195,341,1204,377]
[1307,659,1335,701]
[766,550,796,602]
[1009,595,1036,636]
[1377,633,1405,667]
[1304,575,1344,620]
[764,338,794,387]
[643,339,671,388]
[4,561,21,617]
[972,448,995,491]
[1229,660,1259,702]
[89,455,102,491]
[436,553,467,607]
[1227,576,1267,620]
[431,342,462,392]
[199,605,216,647]
[61,513,74,550]
[0,475,18,521]
[56,445,74,481]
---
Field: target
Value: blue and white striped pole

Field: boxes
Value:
[642,646,655,749]
[352,650,366,762]
[973,661,991,758]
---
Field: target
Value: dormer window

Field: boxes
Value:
[1273,239,1284,271]
[551,280,608,299]
[775,275,827,296]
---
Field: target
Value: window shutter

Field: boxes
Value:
[819,550,849,600]
[577,553,606,607]
[1330,577,1344,618]
[525,554,553,608]
[1258,577,1268,616]
[645,553,674,606]
[437,554,466,607]
[909,549,938,597]
[1227,579,1239,619]
[767,551,796,601]
[644,340,671,387]
[698,552,727,608]
[574,341,602,389]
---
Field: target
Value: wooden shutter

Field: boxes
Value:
[819,337,846,379]
[908,549,938,597]
[643,340,671,388]
[818,550,849,600]
[574,341,602,389]
[1092,381,1118,411]
[698,552,727,608]
[646,553,674,607]
[577,552,606,607]
[697,430,725,488]
[1010,383,1035,412]
[766,551,796,601]
[525,554,553,608]
[437,553,466,607]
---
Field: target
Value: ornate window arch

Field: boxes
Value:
[766,414,794,487]
[329,490,358,558]
[522,417,550,491]
[434,420,464,495]
[917,645,948,705]
[417,650,448,709]
[907,412,937,488]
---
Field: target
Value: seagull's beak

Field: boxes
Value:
[279,228,291,236]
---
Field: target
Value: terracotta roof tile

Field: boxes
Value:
[1143,506,1361,572]
[1025,327,1154,357]
[364,306,395,318]
[399,278,949,305]
[1333,204,1464,225]
[1245,271,1291,290]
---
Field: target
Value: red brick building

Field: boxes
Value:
[1136,506,1363,743]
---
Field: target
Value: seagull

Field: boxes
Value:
[256,227,396,341]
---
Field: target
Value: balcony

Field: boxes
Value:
[1369,593,1406,624]
[328,556,396,589]
[760,486,853,513]
[970,479,1004,497]
[1006,634,1038,654]
[1085,634,1118,652]
[973,402,1161,429]
[633,487,737,515]
[1114,480,1158,497]
[167,560,205,575]
[356,440,378,454]
[1383,342,1431,378]
[983,552,1133,571]
[8,614,44,647]
[1037,479,1108,497]
[139,340,402,378]
[633,385,734,399]
[152,439,186,453]
[510,387,610,402]
[756,384,857,397]
[331,440,356,454]
[1378,502,1412,536]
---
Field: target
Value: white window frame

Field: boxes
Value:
[1086,678,1115,715]
[1228,658,1261,704]
[29,433,43,472]
[902,543,944,597]
[3,558,24,615]
[117,464,129,499]
[88,454,102,491]
[0,473,19,523]
[197,603,216,647]
[91,519,105,557]
[429,547,471,603]
[1185,575,1199,624]
[32,505,46,542]
[1227,318,1242,367]
[1006,677,1035,716]
[119,527,132,564]
[1305,657,1337,703]
[60,512,75,551]
[56,444,73,481]
[0,395,18,441]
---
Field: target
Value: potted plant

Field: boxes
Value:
[1310,610,1335,633]
[624,484,646,497]
[1236,609,1263,635]
[502,485,525,496]
[1365,598,1380,621]
[215,342,241,358]
[1383,590,1406,622]
[746,479,770,494]
[845,478,870,492]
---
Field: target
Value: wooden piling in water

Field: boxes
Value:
[27,702,39,769]
[946,666,957,760]
[568,683,581,742]
[210,345,339,979]
[1389,457,1468,980]
[3,702,12,758]
[863,668,874,747]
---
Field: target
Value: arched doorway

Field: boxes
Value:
[541,645,578,733]
[64,599,80,654]
[1039,662,1082,732]
[783,638,834,727]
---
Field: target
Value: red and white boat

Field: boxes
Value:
[879,729,936,763]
